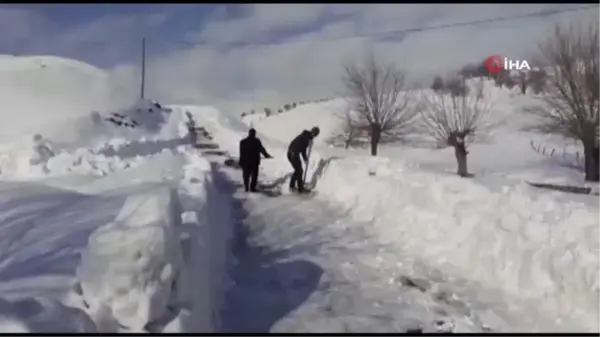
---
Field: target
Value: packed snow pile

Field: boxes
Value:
[30,134,56,165]
[56,149,235,333]
[0,98,186,180]
[76,98,180,152]
[74,186,185,332]
[316,156,599,331]
[0,141,146,179]
[93,99,174,134]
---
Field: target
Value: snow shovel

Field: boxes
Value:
[302,140,313,189]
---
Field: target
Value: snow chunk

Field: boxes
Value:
[77,187,184,331]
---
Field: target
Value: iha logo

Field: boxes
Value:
[484,55,531,74]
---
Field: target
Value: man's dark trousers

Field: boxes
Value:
[242,162,259,192]
[287,151,304,191]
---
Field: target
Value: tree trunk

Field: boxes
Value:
[370,123,381,156]
[583,142,593,180]
[592,147,600,181]
[454,144,469,177]
[519,72,527,95]
[583,140,599,182]
[344,130,354,149]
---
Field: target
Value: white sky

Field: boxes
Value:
[2,4,598,114]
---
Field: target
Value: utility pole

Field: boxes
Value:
[140,38,146,100]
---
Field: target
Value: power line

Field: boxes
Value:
[163,4,598,48]
[345,5,599,42]
[139,4,597,97]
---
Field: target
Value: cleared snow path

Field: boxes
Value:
[210,163,492,333]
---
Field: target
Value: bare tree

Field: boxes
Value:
[421,87,494,177]
[518,71,528,94]
[432,75,444,92]
[525,22,599,181]
[490,68,509,87]
[528,69,547,94]
[342,53,418,156]
[445,76,469,97]
[503,75,517,90]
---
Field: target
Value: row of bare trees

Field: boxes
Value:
[340,21,599,181]
[241,97,337,118]
[341,54,491,177]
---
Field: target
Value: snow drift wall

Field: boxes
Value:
[75,152,234,333]
[178,151,235,332]
[316,156,599,332]
[76,185,186,332]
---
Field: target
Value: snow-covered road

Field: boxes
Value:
[215,164,500,333]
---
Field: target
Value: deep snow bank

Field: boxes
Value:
[68,150,234,333]
[178,151,235,332]
[0,98,186,180]
[76,186,185,332]
[316,156,599,331]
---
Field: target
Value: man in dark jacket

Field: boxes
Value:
[287,126,320,193]
[239,128,271,192]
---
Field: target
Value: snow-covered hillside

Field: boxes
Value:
[0,56,126,143]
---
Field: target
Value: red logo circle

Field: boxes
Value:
[484,55,503,74]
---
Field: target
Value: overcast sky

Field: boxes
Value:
[0,4,597,112]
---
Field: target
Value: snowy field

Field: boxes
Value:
[0,55,596,332]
